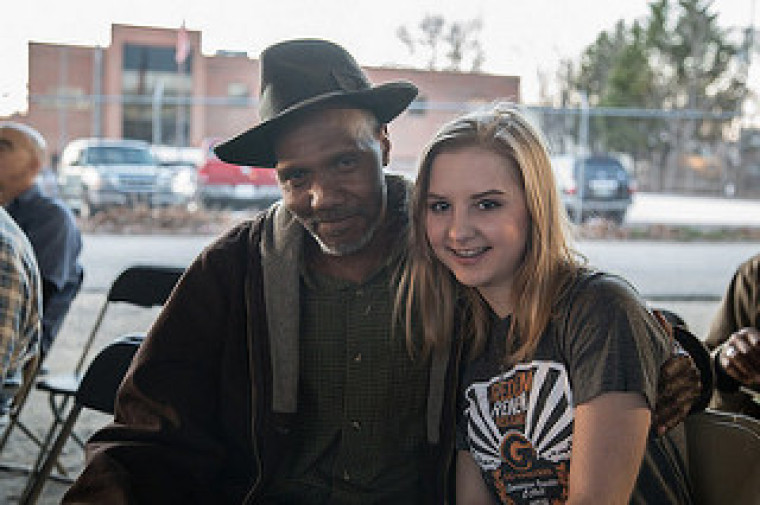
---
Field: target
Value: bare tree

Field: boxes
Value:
[397,14,485,71]
[443,19,485,71]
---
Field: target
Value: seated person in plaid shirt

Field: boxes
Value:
[0,206,42,419]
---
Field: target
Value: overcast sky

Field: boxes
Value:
[1,0,756,116]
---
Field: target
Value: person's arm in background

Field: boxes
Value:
[705,255,760,395]
[22,199,82,309]
[717,327,760,387]
[15,197,82,357]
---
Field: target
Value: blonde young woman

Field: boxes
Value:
[400,104,693,504]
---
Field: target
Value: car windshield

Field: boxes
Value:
[84,146,155,165]
[577,158,626,179]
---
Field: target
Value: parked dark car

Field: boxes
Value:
[551,154,634,224]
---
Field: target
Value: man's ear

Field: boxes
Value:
[379,125,391,167]
[29,155,42,176]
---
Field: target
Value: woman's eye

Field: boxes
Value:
[429,201,449,213]
[478,199,501,210]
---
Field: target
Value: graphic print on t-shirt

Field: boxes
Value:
[464,361,574,504]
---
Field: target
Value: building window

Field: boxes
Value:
[122,44,193,146]
[227,83,249,98]
[225,83,250,107]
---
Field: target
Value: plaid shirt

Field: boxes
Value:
[264,259,430,504]
[0,207,42,387]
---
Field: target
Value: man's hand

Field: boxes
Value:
[652,351,701,436]
[718,327,760,388]
[651,309,703,436]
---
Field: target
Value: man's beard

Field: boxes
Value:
[308,184,387,257]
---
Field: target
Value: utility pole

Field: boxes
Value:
[576,92,589,224]
[57,46,68,160]
[92,46,103,138]
[176,59,186,148]
[175,23,190,149]
[152,80,164,146]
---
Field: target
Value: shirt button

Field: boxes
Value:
[351,420,361,430]
[353,353,362,363]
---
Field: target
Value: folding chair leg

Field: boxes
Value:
[1,390,74,478]
[0,373,35,452]
[0,378,68,478]
[19,404,83,505]
[7,419,44,448]
[0,419,70,478]
[0,411,24,451]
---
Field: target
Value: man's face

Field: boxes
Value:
[0,126,39,202]
[274,108,389,256]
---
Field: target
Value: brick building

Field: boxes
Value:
[9,24,520,173]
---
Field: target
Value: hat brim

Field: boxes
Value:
[214,81,417,168]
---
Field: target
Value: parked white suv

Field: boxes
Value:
[58,138,197,216]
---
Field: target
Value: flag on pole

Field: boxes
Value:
[175,22,190,65]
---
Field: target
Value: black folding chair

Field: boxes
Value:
[19,333,146,504]
[61,264,183,379]
[0,265,183,490]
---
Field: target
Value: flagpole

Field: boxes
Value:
[175,22,190,149]
[176,57,185,148]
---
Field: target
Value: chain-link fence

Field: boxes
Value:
[27,92,760,197]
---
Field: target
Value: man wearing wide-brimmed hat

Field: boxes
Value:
[64,39,457,504]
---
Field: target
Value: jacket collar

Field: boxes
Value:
[259,200,303,414]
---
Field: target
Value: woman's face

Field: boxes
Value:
[425,145,530,315]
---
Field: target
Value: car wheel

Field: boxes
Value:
[565,206,580,223]
[608,211,626,225]
[80,191,102,219]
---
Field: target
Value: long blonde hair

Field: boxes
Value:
[397,103,584,364]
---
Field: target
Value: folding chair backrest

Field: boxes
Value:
[15,333,146,503]
[685,409,760,505]
[76,333,144,414]
[74,265,183,374]
[107,265,185,308]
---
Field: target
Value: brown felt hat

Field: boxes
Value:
[214,39,418,168]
